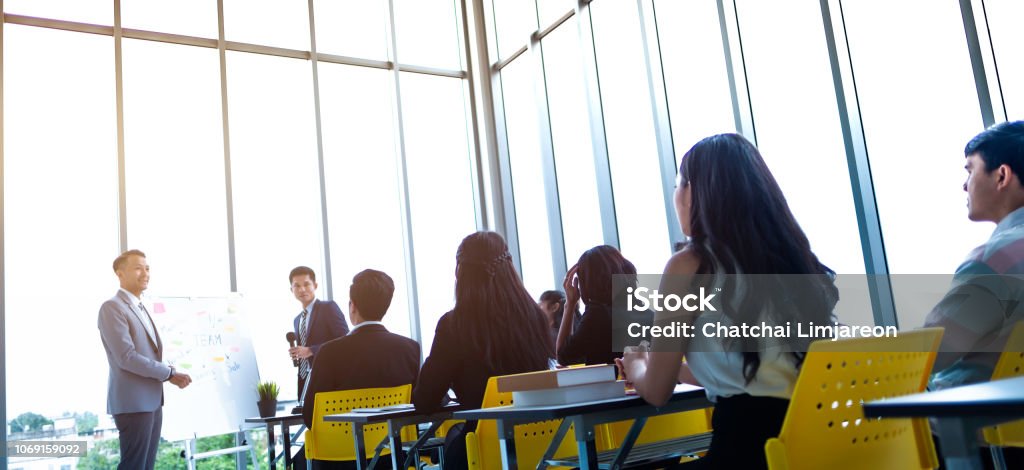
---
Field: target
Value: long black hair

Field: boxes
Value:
[453,231,554,374]
[680,134,838,383]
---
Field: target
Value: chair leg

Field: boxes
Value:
[991,446,1007,470]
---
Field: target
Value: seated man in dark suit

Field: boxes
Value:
[301,269,422,469]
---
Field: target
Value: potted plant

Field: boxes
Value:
[256,380,280,418]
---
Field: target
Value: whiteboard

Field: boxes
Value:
[150,295,260,440]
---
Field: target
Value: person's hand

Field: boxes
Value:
[563,263,581,307]
[289,346,313,360]
[614,357,629,384]
[169,372,192,389]
[618,346,649,387]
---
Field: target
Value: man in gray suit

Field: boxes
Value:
[98,249,192,470]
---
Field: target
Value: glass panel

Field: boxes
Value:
[501,57,556,298]
[400,73,476,353]
[654,0,736,161]
[3,0,111,25]
[3,25,116,451]
[227,51,322,400]
[223,0,310,50]
[985,0,1024,119]
[735,1,864,273]
[313,0,389,60]
[735,0,870,327]
[123,39,229,295]
[542,23,605,267]
[842,0,989,328]
[318,63,411,337]
[538,0,575,30]
[120,0,218,38]
[491,0,537,60]
[590,0,670,274]
[394,0,462,69]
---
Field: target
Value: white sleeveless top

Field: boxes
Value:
[686,312,798,402]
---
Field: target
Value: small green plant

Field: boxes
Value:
[256,380,279,401]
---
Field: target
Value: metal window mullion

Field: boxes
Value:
[1,3,7,467]
[385,0,421,344]
[717,0,756,144]
[532,34,569,286]
[307,0,333,300]
[467,0,510,241]
[636,0,683,250]
[217,0,238,292]
[114,0,128,252]
[820,0,897,328]
[479,0,522,271]
[575,0,618,248]
[960,0,1005,127]
[458,0,488,232]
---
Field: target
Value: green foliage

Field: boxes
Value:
[75,411,100,434]
[80,434,270,469]
[76,438,120,470]
[256,380,280,401]
[8,411,53,433]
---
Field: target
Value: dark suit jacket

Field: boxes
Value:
[302,323,420,427]
[293,299,350,365]
[413,311,548,417]
[557,303,620,366]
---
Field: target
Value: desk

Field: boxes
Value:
[863,376,1024,470]
[323,403,463,470]
[244,412,304,470]
[453,384,709,470]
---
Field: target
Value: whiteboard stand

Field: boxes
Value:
[182,428,259,470]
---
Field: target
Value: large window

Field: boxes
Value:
[401,73,477,353]
[654,0,737,159]
[122,39,230,295]
[542,23,605,267]
[735,0,865,277]
[590,0,670,274]
[318,64,411,337]
[3,24,117,427]
[227,51,323,400]
[842,0,990,328]
[501,57,557,297]
[984,0,1024,120]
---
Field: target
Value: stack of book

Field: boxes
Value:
[496,364,626,407]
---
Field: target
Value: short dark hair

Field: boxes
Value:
[113,249,146,273]
[964,120,1024,178]
[289,266,316,284]
[349,269,395,321]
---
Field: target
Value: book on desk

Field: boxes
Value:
[496,364,625,407]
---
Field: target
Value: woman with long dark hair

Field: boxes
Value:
[619,134,839,469]
[413,231,553,469]
[556,245,637,366]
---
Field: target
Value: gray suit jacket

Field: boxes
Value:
[98,290,172,415]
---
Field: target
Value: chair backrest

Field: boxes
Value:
[466,376,579,470]
[765,327,944,470]
[305,384,416,462]
[984,321,1024,446]
[601,408,712,451]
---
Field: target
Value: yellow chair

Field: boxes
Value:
[765,327,944,470]
[984,321,1024,467]
[599,408,713,466]
[305,384,417,464]
[465,376,579,470]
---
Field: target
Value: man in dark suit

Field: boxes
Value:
[98,249,192,470]
[301,269,421,468]
[288,266,350,398]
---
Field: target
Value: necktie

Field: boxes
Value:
[298,309,310,379]
[137,302,157,343]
